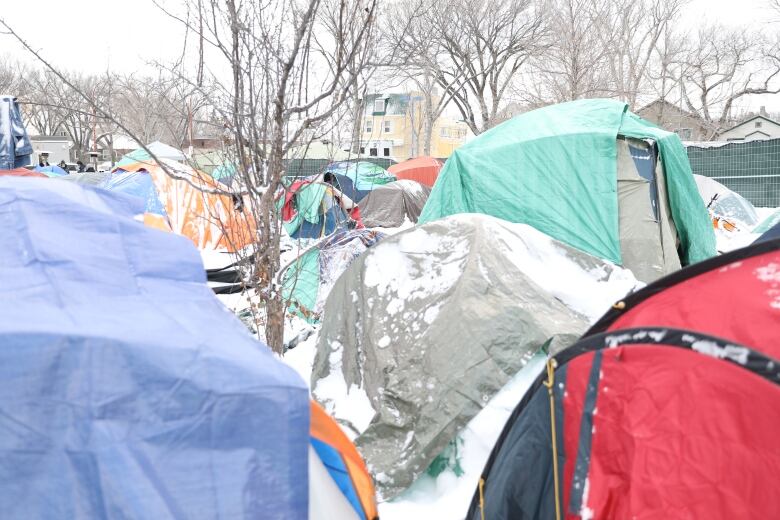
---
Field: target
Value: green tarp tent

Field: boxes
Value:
[419,99,715,281]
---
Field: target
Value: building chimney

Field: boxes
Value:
[760,106,768,117]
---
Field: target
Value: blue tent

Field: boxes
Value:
[755,220,780,244]
[0,178,309,519]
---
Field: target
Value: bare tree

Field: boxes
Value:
[678,25,780,138]
[389,0,548,136]
[155,0,378,352]
[527,0,615,103]
[0,55,24,94]
[599,0,684,107]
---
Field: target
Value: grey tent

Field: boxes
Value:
[357,180,431,228]
[311,214,639,498]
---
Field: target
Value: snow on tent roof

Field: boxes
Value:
[0,178,309,518]
[419,98,715,267]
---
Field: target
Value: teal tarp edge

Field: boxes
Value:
[282,249,321,322]
[419,99,625,264]
[618,112,716,264]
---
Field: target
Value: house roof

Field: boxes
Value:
[636,98,700,120]
[721,114,780,134]
[30,135,70,141]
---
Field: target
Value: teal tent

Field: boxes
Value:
[116,141,186,168]
[419,99,715,281]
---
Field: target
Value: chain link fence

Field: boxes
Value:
[686,139,780,208]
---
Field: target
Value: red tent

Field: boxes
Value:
[0,168,46,178]
[586,237,780,354]
[387,157,443,187]
[468,236,780,520]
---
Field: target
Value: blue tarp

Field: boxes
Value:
[34,164,69,177]
[0,178,309,519]
[102,168,167,216]
[0,96,33,170]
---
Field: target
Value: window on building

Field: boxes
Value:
[360,147,365,154]
[440,128,449,138]
[383,147,391,157]
[756,121,763,128]
[374,98,386,113]
[675,128,692,140]
[365,119,373,133]
[384,120,392,133]
[369,148,378,157]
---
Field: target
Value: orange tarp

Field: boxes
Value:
[0,168,47,178]
[120,161,255,252]
[388,156,443,187]
[310,401,378,520]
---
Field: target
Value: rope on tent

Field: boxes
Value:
[478,478,486,520]
[543,357,562,520]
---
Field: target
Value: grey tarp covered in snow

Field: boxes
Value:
[357,180,431,228]
[311,214,636,498]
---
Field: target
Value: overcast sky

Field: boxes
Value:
[1,0,779,111]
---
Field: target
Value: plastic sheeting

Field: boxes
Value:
[693,174,759,226]
[282,229,384,321]
[0,95,33,170]
[311,215,642,498]
[0,178,309,519]
[419,99,715,267]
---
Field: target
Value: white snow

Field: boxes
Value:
[486,218,641,321]
[393,179,426,196]
[754,262,780,309]
[312,340,376,438]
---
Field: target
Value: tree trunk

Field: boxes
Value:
[351,91,364,154]
[422,87,434,156]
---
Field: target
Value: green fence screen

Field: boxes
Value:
[284,157,396,179]
[686,139,780,208]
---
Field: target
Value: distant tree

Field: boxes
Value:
[388,0,548,136]
[677,25,780,138]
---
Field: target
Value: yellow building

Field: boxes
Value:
[358,92,469,160]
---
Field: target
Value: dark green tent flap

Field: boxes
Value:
[419,99,715,270]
